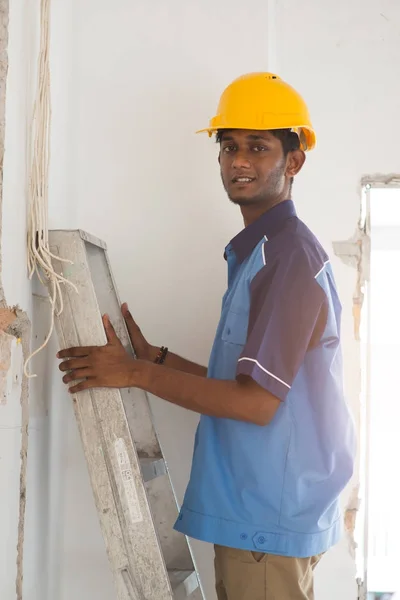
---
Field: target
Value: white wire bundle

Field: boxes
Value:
[25,0,77,378]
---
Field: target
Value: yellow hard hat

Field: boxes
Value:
[197,72,316,151]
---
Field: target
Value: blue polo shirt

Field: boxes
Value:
[174,200,355,558]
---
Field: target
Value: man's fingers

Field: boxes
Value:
[62,368,93,384]
[59,358,90,372]
[57,347,92,359]
[122,303,141,337]
[103,314,119,345]
[68,379,95,394]
[122,303,137,327]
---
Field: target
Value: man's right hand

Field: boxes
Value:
[121,303,157,362]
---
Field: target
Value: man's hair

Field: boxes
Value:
[269,129,300,156]
[216,129,300,190]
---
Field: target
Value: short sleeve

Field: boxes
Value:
[236,247,327,401]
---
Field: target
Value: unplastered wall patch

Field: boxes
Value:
[0,305,17,329]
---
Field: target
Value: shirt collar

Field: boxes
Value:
[228,200,297,263]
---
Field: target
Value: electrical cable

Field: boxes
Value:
[25,0,78,378]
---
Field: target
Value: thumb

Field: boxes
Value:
[103,314,119,345]
[122,304,142,343]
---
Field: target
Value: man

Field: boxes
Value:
[58,73,356,599]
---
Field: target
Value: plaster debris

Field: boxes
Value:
[344,485,361,560]
[333,226,370,341]
[362,174,400,186]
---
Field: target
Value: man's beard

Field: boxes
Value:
[223,161,286,207]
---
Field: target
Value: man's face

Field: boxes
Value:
[219,129,288,207]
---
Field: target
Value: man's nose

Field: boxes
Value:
[232,151,251,169]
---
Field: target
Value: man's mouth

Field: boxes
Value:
[232,176,255,184]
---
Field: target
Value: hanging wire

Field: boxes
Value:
[25,0,78,378]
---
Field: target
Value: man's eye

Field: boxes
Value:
[253,145,268,152]
[222,145,235,153]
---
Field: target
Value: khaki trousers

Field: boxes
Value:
[214,545,322,600]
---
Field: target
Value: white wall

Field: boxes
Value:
[2,0,400,599]
[44,2,271,599]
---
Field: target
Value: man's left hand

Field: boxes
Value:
[57,315,136,394]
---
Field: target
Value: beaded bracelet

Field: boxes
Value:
[154,346,168,365]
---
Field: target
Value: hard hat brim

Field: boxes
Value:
[195,125,316,151]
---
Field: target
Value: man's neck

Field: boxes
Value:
[241,197,290,227]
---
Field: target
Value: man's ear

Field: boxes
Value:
[218,152,221,165]
[286,149,306,178]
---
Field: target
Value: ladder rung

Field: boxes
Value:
[168,569,199,600]
[139,456,166,482]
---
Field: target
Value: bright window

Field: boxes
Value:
[366,186,400,597]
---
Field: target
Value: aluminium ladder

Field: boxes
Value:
[47,229,204,600]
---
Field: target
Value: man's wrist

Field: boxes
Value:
[148,344,159,362]
[129,357,151,389]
